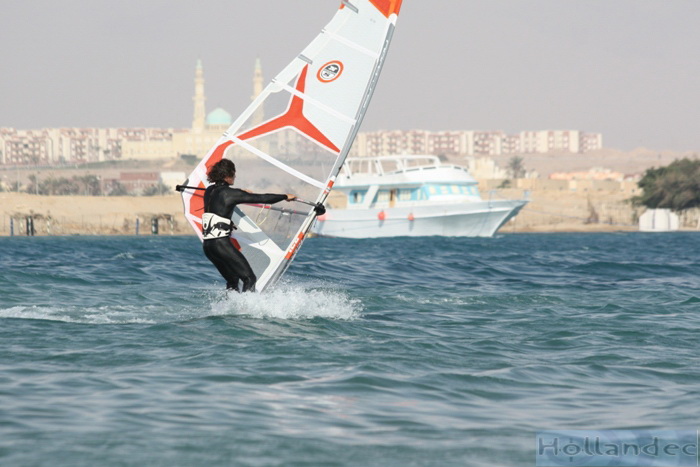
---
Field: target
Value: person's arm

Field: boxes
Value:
[229,188,289,205]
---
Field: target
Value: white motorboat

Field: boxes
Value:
[312,155,528,238]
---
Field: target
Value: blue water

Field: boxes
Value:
[1,233,699,466]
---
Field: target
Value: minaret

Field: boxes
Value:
[192,59,206,133]
[251,58,265,125]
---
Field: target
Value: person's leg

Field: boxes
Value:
[239,271,256,292]
[227,248,257,292]
[203,239,257,292]
[203,240,241,291]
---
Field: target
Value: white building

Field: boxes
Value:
[0,127,130,165]
[0,59,603,167]
[351,129,602,158]
[0,59,264,166]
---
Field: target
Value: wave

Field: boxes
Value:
[0,280,361,325]
[0,305,162,325]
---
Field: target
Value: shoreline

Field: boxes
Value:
[1,192,691,237]
[5,229,700,239]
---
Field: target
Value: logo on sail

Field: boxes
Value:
[317,61,344,83]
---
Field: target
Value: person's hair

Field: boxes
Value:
[207,159,236,183]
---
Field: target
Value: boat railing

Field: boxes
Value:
[342,155,469,178]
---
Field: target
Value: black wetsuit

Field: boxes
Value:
[203,181,287,292]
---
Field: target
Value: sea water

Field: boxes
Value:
[0,233,698,466]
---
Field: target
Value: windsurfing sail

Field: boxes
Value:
[179,0,403,291]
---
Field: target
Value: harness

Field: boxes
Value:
[202,213,236,240]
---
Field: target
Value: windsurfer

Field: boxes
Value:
[202,159,296,292]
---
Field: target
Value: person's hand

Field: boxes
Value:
[286,194,297,201]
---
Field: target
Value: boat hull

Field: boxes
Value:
[311,199,528,238]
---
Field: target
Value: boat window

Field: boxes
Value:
[351,190,365,203]
[451,185,460,194]
[399,189,412,201]
[428,185,437,195]
[377,190,390,202]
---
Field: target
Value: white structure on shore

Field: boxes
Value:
[639,209,679,232]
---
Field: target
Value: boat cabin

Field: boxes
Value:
[335,155,482,209]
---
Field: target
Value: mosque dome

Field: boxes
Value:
[206,107,232,126]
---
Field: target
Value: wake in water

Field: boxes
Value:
[208,279,362,321]
[0,305,161,325]
[0,280,361,325]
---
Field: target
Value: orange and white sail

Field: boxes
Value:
[180,0,403,291]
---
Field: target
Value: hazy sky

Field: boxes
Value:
[1,0,698,151]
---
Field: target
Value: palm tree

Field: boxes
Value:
[107,181,130,196]
[27,174,39,194]
[143,183,171,196]
[507,156,526,179]
[76,175,101,195]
